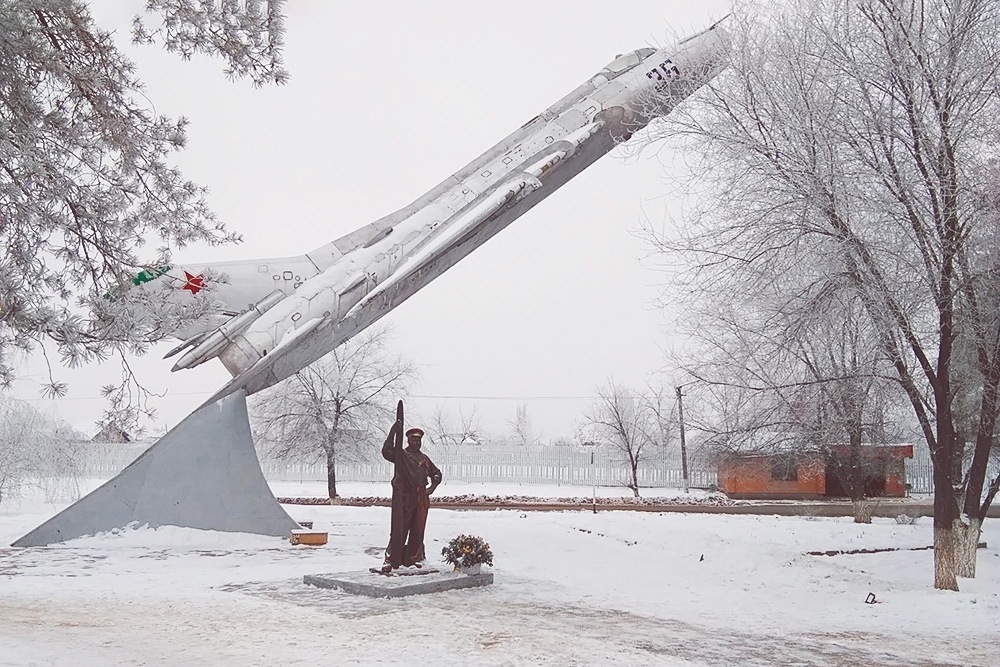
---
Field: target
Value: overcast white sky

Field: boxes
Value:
[13,0,732,440]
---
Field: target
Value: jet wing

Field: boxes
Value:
[202,178,545,404]
[202,122,607,404]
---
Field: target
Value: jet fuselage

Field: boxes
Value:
[161,24,729,403]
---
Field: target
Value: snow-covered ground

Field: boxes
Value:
[1,482,998,666]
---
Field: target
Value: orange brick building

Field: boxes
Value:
[716,445,913,500]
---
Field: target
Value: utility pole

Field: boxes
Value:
[676,386,690,494]
[583,442,598,514]
[591,449,597,514]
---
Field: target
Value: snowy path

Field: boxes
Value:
[0,584,979,666]
[1,493,998,666]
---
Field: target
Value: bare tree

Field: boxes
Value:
[643,384,679,459]
[0,396,82,503]
[0,1,287,394]
[644,0,1000,588]
[791,301,904,521]
[0,399,40,502]
[679,286,904,521]
[425,404,484,451]
[506,403,539,447]
[250,327,417,499]
[583,380,655,497]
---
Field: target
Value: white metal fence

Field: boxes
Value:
[81,442,150,477]
[904,458,1000,495]
[79,442,717,489]
[260,447,718,488]
[76,442,998,495]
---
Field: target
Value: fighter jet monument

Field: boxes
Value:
[14,23,729,546]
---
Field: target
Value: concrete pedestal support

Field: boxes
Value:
[12,391,297,547]
[304,570,494,597]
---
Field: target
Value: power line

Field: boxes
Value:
[409,395,593,401]
[29,392,597,402]
[26,390,214,401]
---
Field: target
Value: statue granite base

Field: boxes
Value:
[304,569,493,598]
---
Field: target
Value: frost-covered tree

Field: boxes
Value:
[0,0,286,394]
[426,404,484,450]
[250,327,417,499]
[643,383,679,462]
[0,396,81,502]
[506,403,539,447]
[0,399,39,501]
[672,278,905,522]
[582,380,656,497]
[646,0,1000,588]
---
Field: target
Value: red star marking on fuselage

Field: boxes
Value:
[181,271,206,295]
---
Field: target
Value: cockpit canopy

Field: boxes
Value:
[600,48,656,78]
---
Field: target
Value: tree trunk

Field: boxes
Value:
[933,496,963,590]
[934,522,961,591]
[630,460,640,497]
[931,385,962,590]
[852,499,873,524]
[955,518,981,579]
[846,428,871,523]
[326,448,337,499]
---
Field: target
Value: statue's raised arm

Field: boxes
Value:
[381,401,404,463]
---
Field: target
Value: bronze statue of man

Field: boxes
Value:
[379,401,442,571]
